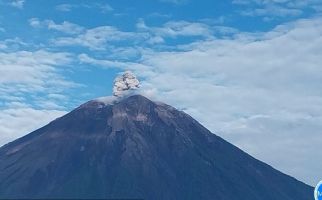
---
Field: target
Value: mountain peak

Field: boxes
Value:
[120,94,152,104]
[0,94,313,200]
[116,95,156,113]
[78,94,152,110]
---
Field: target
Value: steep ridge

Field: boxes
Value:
[0,95,313,199]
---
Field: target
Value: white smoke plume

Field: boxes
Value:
[113,71,140,97]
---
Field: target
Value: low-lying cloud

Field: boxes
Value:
[80,17,322,185]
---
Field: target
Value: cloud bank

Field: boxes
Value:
[80,17,322,185]
[0,107,66,147]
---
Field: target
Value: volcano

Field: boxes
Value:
[0,95,313,199]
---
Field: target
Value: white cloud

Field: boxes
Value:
[136,20,237,45]
[0,50,71,85]
[54,26,147,50]
[33,19,234,50]
[0,107,66,147]
[240,5,302,17]
[0,50,77,110]
[137,20,215,39]
[55,4,73,12]
[55,3,113,13]
[79,17,322,186]
[28,18,41,27]
[0,37,28,50]
[0,48,78,146]
[78,53,150,73]
[29,18,84,35]
[78,53,129,69]
[9,0,25,9]
[233,0,322,18]
[98,3,114,13]
[46,20,84,35]
[0,44,6,49]
[141,17,322,186]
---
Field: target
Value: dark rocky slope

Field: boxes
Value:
[0,95,313,199]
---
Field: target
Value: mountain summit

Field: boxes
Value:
[0,95,313,199]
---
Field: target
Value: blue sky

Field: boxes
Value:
[1,0,322,185]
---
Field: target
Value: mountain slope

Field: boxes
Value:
[0,95,313,199]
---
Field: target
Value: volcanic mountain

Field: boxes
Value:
[0,95,313,199]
